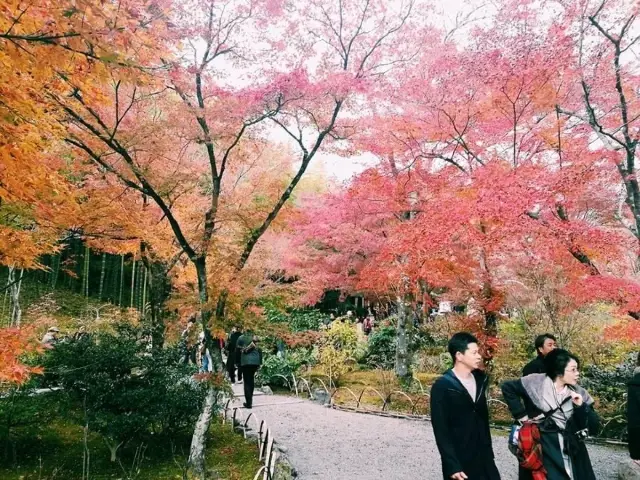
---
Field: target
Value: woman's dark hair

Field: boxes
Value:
[544,348,580,379]
[448,332,479,363]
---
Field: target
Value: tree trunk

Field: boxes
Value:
[136,262,144,313]
[50,253,60,291]
[118,255,125,307]
[83,245,90,298]
[188,256,225,478]
[104,438,123,463]
[98,253,107,300]
[8,267,24,327]
[6,267,16,326]
[189,387,218,479]
[395,295,411,381]
[2,275,8,324]
[141,266,148,317]
[139,250,172,352]
[130,259,136,308]
[189,257,213,478]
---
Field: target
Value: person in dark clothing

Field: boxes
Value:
[522,333,557,376]
[628,353,640,462]
[502,349,600,480]
[431,332,501,480]
[180,316,198,364]
[225,327,243,383]
[237,332,262,409]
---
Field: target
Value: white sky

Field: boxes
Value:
[293,0,472,183]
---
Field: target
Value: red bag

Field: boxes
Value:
[518,422,546,479]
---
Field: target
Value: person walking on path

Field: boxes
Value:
[502,349,600,480]
[628,353,640,464]
[197,332,213,373]
[363,315,374,336]
[225,326,243,383]
[237,331,262,409]
[431,332,501,480]
[179,316,198,364]
[522,334,557,376]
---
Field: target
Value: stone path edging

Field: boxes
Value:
[275,372,628,448]
[223,385,297,480]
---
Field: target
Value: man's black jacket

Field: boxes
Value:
[430,369,499,479]
[522,355,546,376]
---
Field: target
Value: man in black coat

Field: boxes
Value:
[522,333,557,376]
[628,354,640,461]
[431,332,501,480]
[225,327,242,383]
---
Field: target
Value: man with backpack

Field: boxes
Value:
[236,331,262,409]
[431,332,501,480]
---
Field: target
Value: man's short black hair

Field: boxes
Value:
[187,316,197,324]
[448,332,479,363]
[543,348,580,379]
[534,333,556,355]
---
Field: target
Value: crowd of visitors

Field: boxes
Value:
[41,311,640,479]
[431,331,640,480]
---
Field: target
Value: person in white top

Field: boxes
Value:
[430,332,500,480]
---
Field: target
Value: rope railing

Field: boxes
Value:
[357,386,386,411]
[266,372,629,445]
[383,390,415,413]
[222,399,279,480]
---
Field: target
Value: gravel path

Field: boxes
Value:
[231,387,627,479]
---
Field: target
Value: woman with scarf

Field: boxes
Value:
[501,349,600,479]
[628,353,640,463]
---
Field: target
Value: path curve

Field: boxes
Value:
[231,387,627,479]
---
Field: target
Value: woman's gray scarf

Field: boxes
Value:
[521,374,594,478]
[541,376,573,429]
[520,373,594,428]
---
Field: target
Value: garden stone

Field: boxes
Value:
[260,385,274,395]
[312,388,330,405]
[618,458,640,480]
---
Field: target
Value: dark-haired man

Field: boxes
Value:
[431,332,500,480]
[236,331,262,409]
[522,333,557,376]
[225,326,243,384]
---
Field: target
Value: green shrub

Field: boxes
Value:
[0,383,71,462]
[325,321,358,353]
[318,345,354,387]
[364,326,396,369]
[40,324,209,461]
[258,347,317,387]
[258,354,299,387]
[581,354,636,439]
[288,310,325,332]
[264,305,327,332]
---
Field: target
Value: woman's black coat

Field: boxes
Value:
[501,376,600,480]
[628,371,640,460]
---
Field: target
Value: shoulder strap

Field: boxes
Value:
[544,394,572,418]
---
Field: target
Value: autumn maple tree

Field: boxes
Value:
[44,0,422,473]
[3,0,640,475]
[285,0,640,372]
